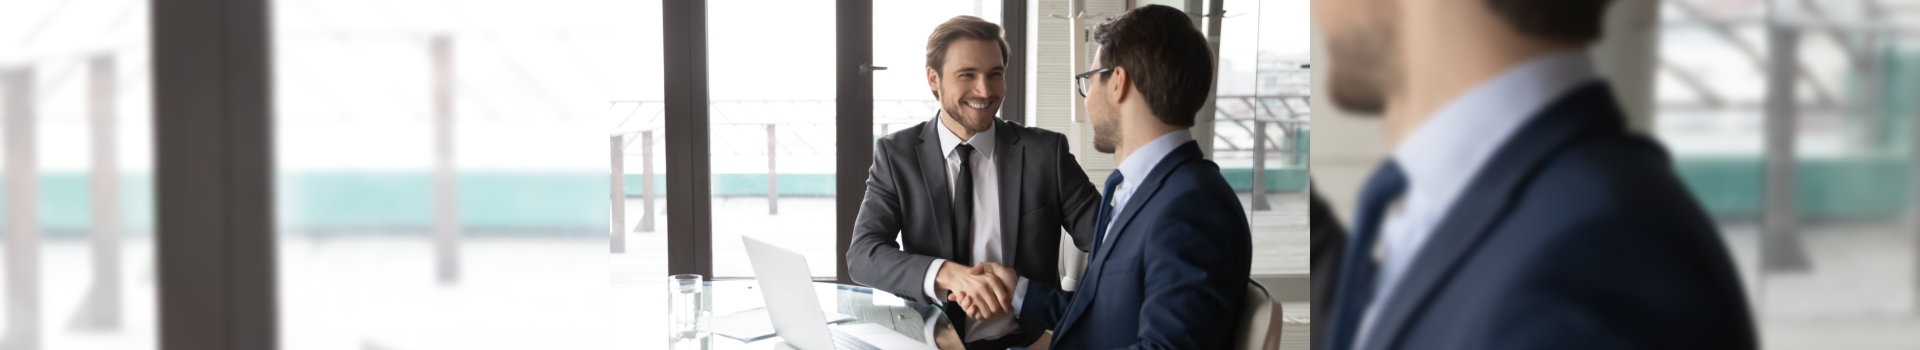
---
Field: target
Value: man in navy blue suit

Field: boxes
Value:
[1312,0,1756,349]
[945,5,1252,349]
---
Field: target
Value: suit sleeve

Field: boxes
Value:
[845,143,944,305]
[1004,133,1104,346]
[1054,133,1101,251]
[1016,277,1076,333]
[1125,188,1253,350]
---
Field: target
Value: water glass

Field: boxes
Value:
[668,274,707,349]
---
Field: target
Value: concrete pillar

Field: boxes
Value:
[611,135,626,253]
[641,131,656,233]
[1251,120,1270,211]
[72,54,123,331]
[431,35,461,284]
[1762,24,1811,273]
[1912,63,1920,316]
[760,124,768,214]
[4,67,42,350]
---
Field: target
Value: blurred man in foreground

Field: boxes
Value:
[1313,0,1757,348]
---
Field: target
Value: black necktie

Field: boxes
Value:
[1091,170,1123,255]
[1329,160,1407,350]
[952,143,975,265]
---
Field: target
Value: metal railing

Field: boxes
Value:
[1215,94,1311,210]
[606,95,1312,215]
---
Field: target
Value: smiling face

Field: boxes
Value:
[927,38,1005,136]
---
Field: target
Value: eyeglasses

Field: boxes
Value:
[1074,67,1113,98]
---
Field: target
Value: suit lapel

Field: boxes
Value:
[1091,141,1199,267]
[1053,141,1201,339]
[1361,83,1619,350]
[916,115,955,259]
[996,120,1024,270]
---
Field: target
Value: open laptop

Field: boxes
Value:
[741,236,936,350]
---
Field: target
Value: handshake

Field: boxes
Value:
[935,261,1021,321]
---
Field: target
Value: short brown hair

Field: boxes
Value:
[1486,0,1614,43]
[925,16,1010,75]
[1092,5,1215,127]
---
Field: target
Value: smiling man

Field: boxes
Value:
[846,15,1104,349]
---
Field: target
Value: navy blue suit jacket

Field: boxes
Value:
[1342,83,1756,350]
[1016,141,1253,349]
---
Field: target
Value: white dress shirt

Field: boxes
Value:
[1353,50,1599,347]
[918,116,1026,341]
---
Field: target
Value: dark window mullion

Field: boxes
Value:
[835,0,874,285]
[154,0,278,348]
[665,0,713,279]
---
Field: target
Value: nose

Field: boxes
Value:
[970,77,993,99]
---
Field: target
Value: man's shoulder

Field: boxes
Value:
[1491,130,1722,248]
[1142,157,1246,221]
[999,118,1070,147]
[1521,131,1697,215]
[875,121,928,153]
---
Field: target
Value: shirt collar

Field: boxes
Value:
[1116,129,1195,186]
[936,111,997,160]
[1392,49,1598,214]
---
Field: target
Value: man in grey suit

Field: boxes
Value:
[846,15,1103,349]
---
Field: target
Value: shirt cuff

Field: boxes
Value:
[1012,277,1029,314]
[924,258,947,301]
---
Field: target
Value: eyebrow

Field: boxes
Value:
[953,65,1007,73]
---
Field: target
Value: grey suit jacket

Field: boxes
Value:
[846,114,1103,342]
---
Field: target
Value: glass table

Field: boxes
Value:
[674,280,960,350]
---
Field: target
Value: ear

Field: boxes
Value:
[926,66,941,98]
[1107,66,1131,105]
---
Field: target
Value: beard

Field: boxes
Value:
[1091,110,1120,154]
[939,93,998,135]
[1325,25,1397,115]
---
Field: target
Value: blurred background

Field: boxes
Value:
[1313,0,1920,348]
[3,0,1313,349]
[4,0,622,349]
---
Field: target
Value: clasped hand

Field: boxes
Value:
[940,261,1020,321]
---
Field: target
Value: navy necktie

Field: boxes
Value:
[1091,170,1124,255]
[1329,160,1407,350]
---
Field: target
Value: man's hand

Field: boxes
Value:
[945,262,1018,320]
[935,261,1013,320]
[935,261,1010,318]
[970,262,1018,293]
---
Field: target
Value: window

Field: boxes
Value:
[0,1,156,349]
[704,0,842,279]
[1652,0,1920,347]
[272,0,642,347]
[607,2,670,346]
[1209,0,1313,276]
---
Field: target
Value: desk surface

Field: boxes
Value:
[688,280,959,350]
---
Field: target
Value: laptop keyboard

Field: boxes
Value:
[830,329,882,350]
